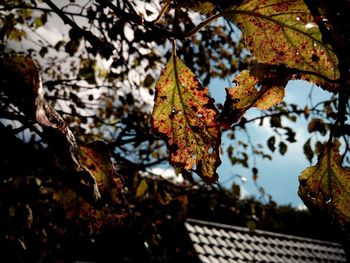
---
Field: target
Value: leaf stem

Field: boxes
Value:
[171,38,177,56]
[184,12,227,38]
[151,0,172,24]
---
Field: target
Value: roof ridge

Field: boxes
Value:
[186,218,342,247]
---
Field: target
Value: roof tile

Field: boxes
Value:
[224,239,235,248]
[189,232,200,244]
[212,228,222,237]
[221,246,234,258]
[185,222,195,233]
[216,237,228,247]
[199,234,210,245]
[195,225,205,235]
[203,226,214,236]
[199,254,211,263]
[228,230,239,240]
[194,243,206,255]
[208,255,220,263]
[208,235,219,247]
[203,244,216,256]
[240,250,253,261]
[218,257,229,263]
[233,239,245,250]
[220,229,231,239]
[231,249,244,260]
[213,245,225,258]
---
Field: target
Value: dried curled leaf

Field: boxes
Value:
[218,70,285,127]
[229,0,340,91]
[151,54,221,183]
[298,142,350,226]
[0,55,120,204]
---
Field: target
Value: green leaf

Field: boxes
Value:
[34,16,44,29]
[229,0,340,91]
[8,28,27,41]
[151,54,221,183]
[135,179,148,199]
[218,70,285,127]
[298,142,350,226]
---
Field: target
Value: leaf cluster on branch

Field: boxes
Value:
[1,0,350,261]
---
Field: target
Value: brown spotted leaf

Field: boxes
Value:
[151,54,221,183]
[79,141,123,205]
[298,142,350,226]
[228,0,340,91]
[218,70,285,127]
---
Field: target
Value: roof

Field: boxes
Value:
[185,218,347,263]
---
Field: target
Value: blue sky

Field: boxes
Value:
[209,78,333,207]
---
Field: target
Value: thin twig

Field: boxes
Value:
[184,12,226,38]
[43,0,113,57]
[151,0,172,24]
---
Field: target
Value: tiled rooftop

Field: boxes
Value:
[185,218,347,263]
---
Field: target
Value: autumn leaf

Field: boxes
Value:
[228,0,340,91]
[298,142,350,226]
[218,70,285,127]
[79,140,123,206]
[151,54,221,183]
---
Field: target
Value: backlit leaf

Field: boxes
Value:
[229,0,340,91]
[151,54,221,183]
[218,70,285,127]
[298,142,350,226]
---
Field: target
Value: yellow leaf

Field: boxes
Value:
[151,54,221,183]
[229,0,340,91]
[218,70,285,127]
[298,142,350,225]
[79,140,123,205]
[135,179,148,199]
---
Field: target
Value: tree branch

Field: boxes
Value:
[42,0,114,58]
